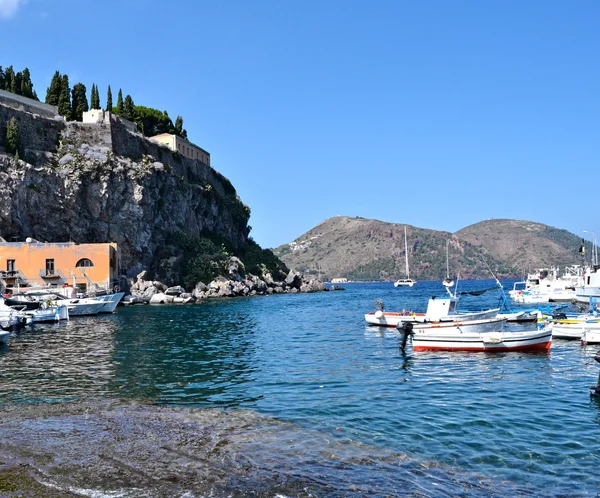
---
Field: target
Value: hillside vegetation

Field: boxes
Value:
[274,216,587,281]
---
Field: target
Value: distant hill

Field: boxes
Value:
[273,216,587,281]
[456,219,587,273]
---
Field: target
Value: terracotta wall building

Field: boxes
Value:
[0,241,120,293]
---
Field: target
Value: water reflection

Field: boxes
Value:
[0,317,118,403]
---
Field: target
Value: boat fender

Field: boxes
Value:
[483,333,502,344]
[374,310,384,319]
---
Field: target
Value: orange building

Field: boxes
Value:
[0,240,120,293]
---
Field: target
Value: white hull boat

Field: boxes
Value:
[497,310,540,323]
[26,304,69,323]
[365,296,498,327]
[394,226,416,288]
[394,279,415,287]
[403,320,551,352]
[90,292,125,313]
[582,327,600,344]
[552,320,600,341]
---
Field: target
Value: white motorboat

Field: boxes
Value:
[551,318,600,340]
[509,267,580,303]
[399,319,551,352]
[90,292,125,313]
[582,326,600,344]
[394,226,416,287]
[365,296,499,327]
[576,267,600,304]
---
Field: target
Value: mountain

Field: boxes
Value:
[456,219,587,273]
[273,216,587,281]
[273,216,511,281]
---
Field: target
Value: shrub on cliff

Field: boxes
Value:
[5,117,19,155]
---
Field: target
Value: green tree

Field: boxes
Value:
[45,71,62,106]
[5,117,19,155]
[0,66,4,90]
[123,94,135,121]
[116,89,124,114]
[91,83,100,110]
[175,115,183,135]
[4,66,14,93]
[57,74,72,120]
[133,106,176,137]
[71,83,88,121]
[21,68,34,99]
[106,85,113,111]
[12,71,22,95]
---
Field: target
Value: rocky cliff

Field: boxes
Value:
[0,98,254,284]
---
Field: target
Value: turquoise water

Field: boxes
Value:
[1,280,599,496]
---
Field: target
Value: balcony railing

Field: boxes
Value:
[39,268,66,280]
[0,270,29,287]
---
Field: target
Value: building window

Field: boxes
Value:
[76,258,94,268]
[6,260,15,272]
[46,259,55,275]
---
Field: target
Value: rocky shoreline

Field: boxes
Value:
[125,257,337,305]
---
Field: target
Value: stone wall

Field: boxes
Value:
[0,101,65,163]
[0,89,59,118]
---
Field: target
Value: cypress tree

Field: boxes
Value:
[13,71,22,95]
[0,66,4,90]
[32,90,39,101]
[45,71,62,106]
[57,74,72,120]
[116,89,124,114]
[4,66,14,94]
[5,117,20,155]
[21,68,33,98]
[71,83,88,121]
[106,85,113,112]
[93,84,101,109]
[175,115,184,136]
[89,84,96,109]
[123,94,135,121]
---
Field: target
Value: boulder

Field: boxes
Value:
[165,285,185,296]
[284,270,302,289]
[149,292,174,305]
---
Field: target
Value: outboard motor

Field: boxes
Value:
[590,351,600,397]
[397,321,414,351]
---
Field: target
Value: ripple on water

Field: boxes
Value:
[0,282,599,496]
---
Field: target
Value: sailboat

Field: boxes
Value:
[394,226,416,287]
[443,239,454,287]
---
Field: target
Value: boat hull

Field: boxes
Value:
[92,292,125,313]
[411,328,552,352]
[365,309,499,327]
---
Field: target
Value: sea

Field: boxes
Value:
[1,279,599,497]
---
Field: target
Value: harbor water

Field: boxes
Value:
[0,280,599,496]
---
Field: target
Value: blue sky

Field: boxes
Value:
[1,0,598,249]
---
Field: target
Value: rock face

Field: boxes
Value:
[0,99,250,279]
[127,269,328,303]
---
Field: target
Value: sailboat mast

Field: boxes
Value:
[404,226,410,279]
[446,240,450,278]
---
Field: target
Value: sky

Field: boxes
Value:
[1,0,598,249]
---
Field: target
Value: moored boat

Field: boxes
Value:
[365,296,498,327]
[394,226,416,287]
[398,319,551,352]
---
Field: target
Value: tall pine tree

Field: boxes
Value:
[71,83,88,121]
[0,66,5,91]
[93,83,101,109]
[5,117,20,155]
[45,71,62,106]
[175,116,183,136]
[106,85,113,112]
[123,94,135,121]
[21,68,34,98]
[116,89,124,115]
[57,74,72,120]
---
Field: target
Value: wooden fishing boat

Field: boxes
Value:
[365,296,498,327]
[398,318,552,352]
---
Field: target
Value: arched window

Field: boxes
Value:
[76,258,94,268]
